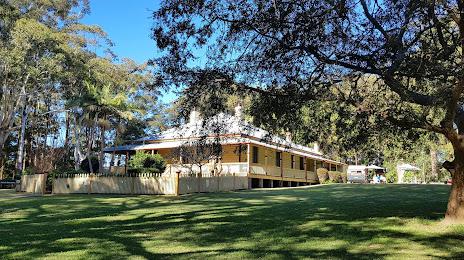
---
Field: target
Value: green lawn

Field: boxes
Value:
[0,184,463,260]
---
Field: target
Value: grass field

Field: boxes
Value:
[1,184,463,259]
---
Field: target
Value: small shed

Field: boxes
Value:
[397,163,421,183]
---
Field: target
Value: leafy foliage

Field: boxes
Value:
[386,170,398,184]
[80,156,100,174]
[316,168,328,184]
[403,171,416,183]
[129,151,167,174]
[340,172,347,183]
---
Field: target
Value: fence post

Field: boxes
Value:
[42,173,48,194]
[175,171,180,196]
[233,172,236,191]
[52,172,56,194]
[198,172,201,193]
[131,173,135,195]
[88,173,93,194]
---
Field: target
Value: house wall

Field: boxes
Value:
[222,145,247,163]
[158,149,172,163]
[247,145,324,182]
[114,143,345,184]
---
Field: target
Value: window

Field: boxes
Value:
[300,157,305,170]
[252,146,259,163]
[291,155,295,169]
[276,151,281,167]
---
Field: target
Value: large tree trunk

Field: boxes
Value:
[87,126,94,174]
[16,100,28,174]
[442,145,464,224]
[107,126,119,175]
[72,116,85,170]
[99,126,105,174]
[64,111,70,149]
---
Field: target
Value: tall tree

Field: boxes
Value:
[152,0,464,224]
[0,0,92,159]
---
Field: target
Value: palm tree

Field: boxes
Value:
[68,81,139,173]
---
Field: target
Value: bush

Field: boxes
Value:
[368,169,376,180]
[144,154,166,172]
[128,167,162,174]
[403,171,415,183]
[386,170,397,183]
[129,151,167,174]
[23,167,34,175]
[328,171,342,182]
[328,171,336,182]
[46,173,53,192]
[341,172,347,183]
[80,156,100,173]
[316,168,328,184]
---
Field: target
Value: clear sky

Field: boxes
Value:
[80,1,178,102]
[81,0,160,64]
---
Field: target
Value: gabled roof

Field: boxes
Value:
[134,113,322,153]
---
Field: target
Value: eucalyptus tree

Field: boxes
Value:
[152,0,464,224]
[0,0,92,166]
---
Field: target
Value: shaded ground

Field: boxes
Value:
[0,189,42,199]
[0,184,463,259]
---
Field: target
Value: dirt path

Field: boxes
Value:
[0,189,43,199]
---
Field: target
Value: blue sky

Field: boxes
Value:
[81,1,178,102]
[81,0,160,64]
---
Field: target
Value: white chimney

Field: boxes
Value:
[189,108,200,124]
[314,142,320,153]
[235,103,243,121]
[286,132,292,143]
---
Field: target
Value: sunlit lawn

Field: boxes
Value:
[1,184,463,259]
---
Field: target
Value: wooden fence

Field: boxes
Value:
[52,172,248,195]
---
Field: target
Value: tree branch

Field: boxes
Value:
[360,0,390,42]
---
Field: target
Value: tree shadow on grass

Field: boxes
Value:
[0,184,462,259]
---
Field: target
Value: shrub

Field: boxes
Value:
[341,172,347,183]
[80,156,100,173]
[328,171,342,182]
[403,171,415,183]
[368,169,376,180]
[130,151,165,168]
[316,168,328,183]
[23,167,34,175]
[129,151,167,174]
[144,154,166,172]
[327,171,336,182]
[128,168,142,174]
[386,170,397,183]
[128,167,162,174]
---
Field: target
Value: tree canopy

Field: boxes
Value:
[152,0,464,223]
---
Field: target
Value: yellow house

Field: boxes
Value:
[104,105,347,188]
